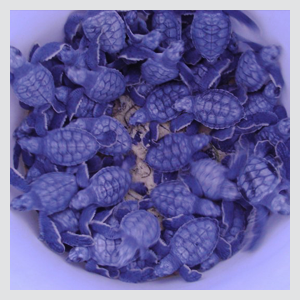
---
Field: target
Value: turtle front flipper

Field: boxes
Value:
[79,204,99,235]
[224,10,259,31]
[215,237,232,260]
[85,259,119,279]
[170,113,194,132]
[90,221,122,239]
[38,212,65,253]
[10,168,31,193]
[60,231,94,247]
[64,11,86,43]
[162,214,195,231]
[179,265,202,282]
[30,42,66,64]
[66,88,85,120]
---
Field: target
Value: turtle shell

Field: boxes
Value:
[145,133,193,172]
[192,89,244,129]
[141,59,179,85]
[70,116,132,156]
[121,210,160,248]
[82,11,125,53]
[88,166,131,207]
[152,11,181,47]
[13,64,54,107]
[237,156,281,204]
[244,92,276,116]
[170,218,219,267]
[150,181,196,217]
[235,50,269,92]
[30,172,78,214]
[191,11,231,62]
[146,82,190,123]
[91,233,122,266]
[44,128,100,166]
[86,67,126,103]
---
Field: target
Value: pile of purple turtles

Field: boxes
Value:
[10,10,290,283]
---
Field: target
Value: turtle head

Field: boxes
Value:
[142,30,163,50]
[11,194,35,211]
[173,96,193,113]
[163,40,185,63]
[154,255,177,277]
[128,109,148,125]
[277,118,290,137]
[227,34,239,54]
[57,44,77,65]
[190,134,212,152]
[263,81,281,102]
[259,45,281,65]
[18,137,42,155]
[270,192,290,215]
[10,46,26,71]
[67,247,90,263]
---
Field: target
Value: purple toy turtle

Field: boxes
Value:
[145,133,211,173]
[154,218,219,282]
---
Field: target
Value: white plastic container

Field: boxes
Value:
[10,10,290,290]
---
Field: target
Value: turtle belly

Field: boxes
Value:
[191,11,231,62]
[13,66,54,107]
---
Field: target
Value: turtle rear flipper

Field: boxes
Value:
[60,231,94,247]
[38,212,65,253]
[64,11,86,43]
[179,265,202,282]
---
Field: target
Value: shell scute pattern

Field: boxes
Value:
[83,11,125,53]
[45,129,99,165]
[171,218,219,266]
[191,11,231,62]
[146,134,190,172]
[237,156,280,204]
[92,234,122,266]
[90,167,131,206]
[193,90,244,129]
[235,50,268,91]
[151,181,195,217]
[13,65,54,107]
[31,173,78,214]
[88,68,125,103]
[147,83,190,122]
